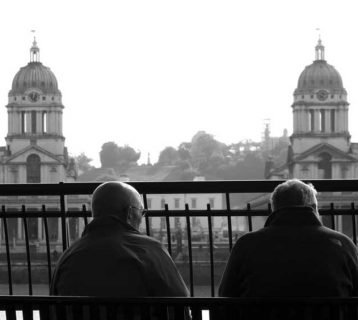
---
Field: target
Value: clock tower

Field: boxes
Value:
[3,38,75,183]
[286,38,356,179]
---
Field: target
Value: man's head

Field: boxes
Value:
[270,179,318,214]
[91,181,144,229]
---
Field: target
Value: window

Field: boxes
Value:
[209,198,215,208]
[160,199,165,209]
[320,109,325,132]
[21,111,27,133]
[191,198,197,209]
[27,208,38,240]
[174,198,180,209]
[42,96,46,101]
[31,111,36,133]
[147,198,152,209]
[26,154,41,183]
[22,96,25,101]
[331,110,335,132]
[318,152,332,179]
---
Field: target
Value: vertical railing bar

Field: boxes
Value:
[225,193,233,251]
[82,204,88,226]
[164,204,172,256]
[2,205,13,295]
[330,203,336,230]
[42,205,52,290]
[185,203,194,297]
[22,205,33,295]
[351,203,357,245]
[143,193,150,236]
[247,203,253,232]
[59,182,68,251]
[207,204,215,297]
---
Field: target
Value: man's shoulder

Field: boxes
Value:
[319,225,357,248]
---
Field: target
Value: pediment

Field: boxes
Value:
[5,145,64,164]
[293,143,358,162]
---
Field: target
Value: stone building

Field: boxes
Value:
[0,39,81,251]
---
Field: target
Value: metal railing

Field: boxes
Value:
[0,180,358,297]
[0,296,357,320]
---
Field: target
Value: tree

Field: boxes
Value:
[100,142,141,169]
[100,142,121,168]
[75,153,95,174]
[117,145,141,168]
[158,147,179,166]
[190,131,224,172]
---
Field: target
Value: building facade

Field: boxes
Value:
[267,38,358,180]
[0,39,81,251]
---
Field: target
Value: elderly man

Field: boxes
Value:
[219,179,358,297]
[51,181,189,297]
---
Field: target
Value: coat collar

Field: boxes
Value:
[264,206,323,228]
[82,215,140,237]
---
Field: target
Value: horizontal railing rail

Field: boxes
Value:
[0,180,357,298]
[0,296,357,320]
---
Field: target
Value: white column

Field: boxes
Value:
[17,218,22,240]
[59,112,63,135]
[293,109,297,132]
[38,218,42,240]
[57,218,62,242]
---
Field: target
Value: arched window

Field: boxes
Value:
[318,152,332,179]
[26,154,41,183]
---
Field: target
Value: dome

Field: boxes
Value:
[9,38,60,96]
[294,39,346,95]
[296,60,344,92]
[10,62,60,95]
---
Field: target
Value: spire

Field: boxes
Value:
[30,31,40,62]
[315,35,325,61]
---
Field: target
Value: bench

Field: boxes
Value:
[0,296,357,320]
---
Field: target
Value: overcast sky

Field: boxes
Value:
[1,0,358,166]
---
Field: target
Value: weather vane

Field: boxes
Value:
[316,28,321,40]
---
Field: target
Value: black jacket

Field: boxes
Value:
[219,206,358,297]
[51,216,189,297]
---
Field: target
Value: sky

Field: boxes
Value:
[1,0,358,167]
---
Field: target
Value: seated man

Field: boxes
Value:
[219,179,358,297]
[51,181,189,297]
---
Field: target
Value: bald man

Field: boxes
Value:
[50,181,189,297]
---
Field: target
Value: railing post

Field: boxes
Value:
[225,193,233,251]
[59,182,68,251]
[185,203,194,297]
[22,205,33,295]
[2,205,13,295]
[207,204,215,297]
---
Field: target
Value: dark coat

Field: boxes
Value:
[50,216,189,297]
[219,206,358,297]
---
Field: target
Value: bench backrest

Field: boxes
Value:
[0,296,357,320]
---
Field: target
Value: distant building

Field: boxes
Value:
[0,39,83,251]
[267,38,358,180]
[261,38,358,236]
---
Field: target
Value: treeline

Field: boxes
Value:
[75,131,288,180]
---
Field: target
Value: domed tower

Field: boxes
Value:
[287,38,357,179]
[4,38,74,183]
[291,38,349,153]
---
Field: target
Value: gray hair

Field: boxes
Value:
[270,179,318,212]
